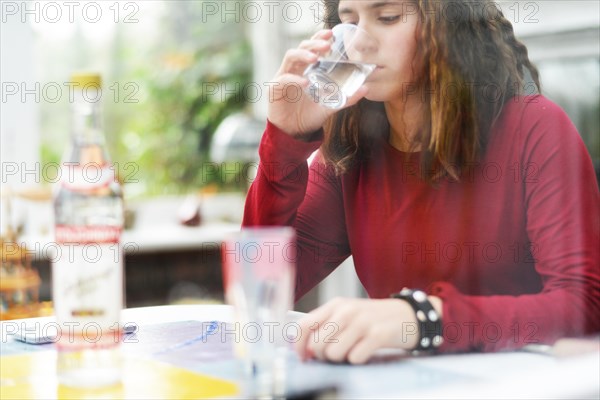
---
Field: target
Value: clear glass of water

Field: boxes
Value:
[222,227,296,397]
[304,23,377,109]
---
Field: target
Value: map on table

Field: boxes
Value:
[2,319,477,399]
[0,320,239,400]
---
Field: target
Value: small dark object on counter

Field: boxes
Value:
[178,195,202,226]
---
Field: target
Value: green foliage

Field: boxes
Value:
[39,2,253,197]
[106,2,253,196]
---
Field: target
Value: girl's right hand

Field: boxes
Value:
[267,29,368,139]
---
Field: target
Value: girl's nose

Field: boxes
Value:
[345,29,377,63]
[350,29,377,55]
[354,31,377,53]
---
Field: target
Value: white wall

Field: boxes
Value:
[0,3,42,237]
[498,0,600,61]
[1,2,40,189]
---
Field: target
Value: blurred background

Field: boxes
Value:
[1,1,598,316]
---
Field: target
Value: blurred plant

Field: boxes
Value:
[108,2,253,196]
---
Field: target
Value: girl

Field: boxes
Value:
[243,0,600,363]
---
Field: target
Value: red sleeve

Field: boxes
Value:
[432,97,600,352]
[243,121,351,300]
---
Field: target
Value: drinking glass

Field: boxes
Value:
[304,23,378,109]
[222,227,296,396]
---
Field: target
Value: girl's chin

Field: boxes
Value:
[363,86,395,103]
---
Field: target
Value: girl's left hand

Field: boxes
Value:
[294,297,421,364]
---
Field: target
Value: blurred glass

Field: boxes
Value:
[222,227,296,397]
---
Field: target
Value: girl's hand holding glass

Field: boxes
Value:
[303,24,377,109]
[267,27,370,138]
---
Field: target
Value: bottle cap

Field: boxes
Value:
[70,72,102,88]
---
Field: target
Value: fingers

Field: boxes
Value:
[296,298,371,363]
[294,298,340,360]
[310,29,333,41]
[277,49,318,76]
[277,30,332,76]
[315,319,365,363]
[295,299,414,365]
[347,326,391,364]
[274,72,310,92]
[298,39,331,53]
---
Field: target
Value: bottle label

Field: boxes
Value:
[56,225,121,244]
[59,163,116,192]
[53,225,123,348]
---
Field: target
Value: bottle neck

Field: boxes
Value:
[68,86,110,165]
[71,87,105,146]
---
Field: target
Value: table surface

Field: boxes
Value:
[2,304,599,399]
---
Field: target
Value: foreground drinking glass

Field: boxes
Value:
[222,227,296,396]
[303,23,377,109]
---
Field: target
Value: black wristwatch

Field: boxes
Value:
[391,288,444,352]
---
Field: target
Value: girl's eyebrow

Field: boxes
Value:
[339,1,403,16]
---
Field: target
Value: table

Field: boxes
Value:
[1,305,599,399]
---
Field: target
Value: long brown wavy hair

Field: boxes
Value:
[320,0,541,182]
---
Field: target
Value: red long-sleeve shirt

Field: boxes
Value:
[243,95,600,352]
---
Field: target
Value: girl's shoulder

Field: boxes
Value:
[494,95,587,165]
[498,95,578,143]
[501,95,573,128]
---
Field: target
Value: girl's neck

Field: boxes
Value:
[384,95,425,153]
